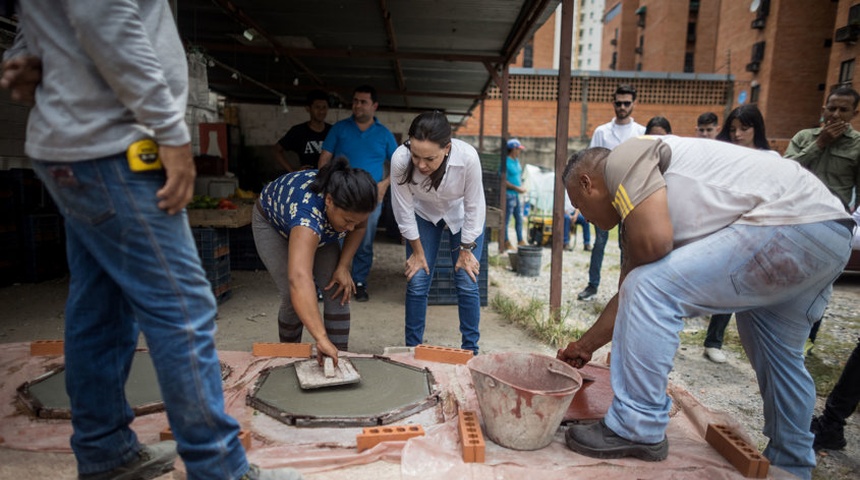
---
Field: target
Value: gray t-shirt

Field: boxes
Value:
[604,136,849,247]
[7,0,190,161]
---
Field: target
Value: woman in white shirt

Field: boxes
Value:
[391,112,486,354]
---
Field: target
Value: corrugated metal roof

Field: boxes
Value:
[177,0,560,126]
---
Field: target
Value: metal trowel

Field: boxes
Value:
[294,357,361,389]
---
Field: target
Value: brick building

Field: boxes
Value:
[462,0,856,158]
[826,2,860,102]
[513,0,606,71]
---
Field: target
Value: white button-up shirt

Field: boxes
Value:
[391,138,486,244]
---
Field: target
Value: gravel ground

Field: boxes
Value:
[488,229,859,480]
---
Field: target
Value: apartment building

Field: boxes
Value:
[513,0,606,70]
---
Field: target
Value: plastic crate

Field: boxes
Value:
[482,170,502,208]
[22,213,63,245]
[202,254,231,285]
[21,242,68,283]
[428,228,489,306]
[192,227,230,265]
[229,225,266,271]
[212,279,232,305]
[204,254,232,304]
[6,169,57,214]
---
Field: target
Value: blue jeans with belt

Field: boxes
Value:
[604,222,850,480]
[404,215,485,353]
[32,155,248,479]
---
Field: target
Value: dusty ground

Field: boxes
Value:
[0,234,857,479]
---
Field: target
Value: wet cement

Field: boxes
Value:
[252,357,433,418]
[23,351,161,416]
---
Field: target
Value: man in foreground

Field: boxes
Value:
[2,2,300,479]
[558,136,851,479]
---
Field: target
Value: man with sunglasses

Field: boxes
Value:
[577,85,645,301]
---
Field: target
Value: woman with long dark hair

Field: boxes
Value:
[253,156,378,362]
[705,104,779,364]
[391,111,486,354]
[716,104,775,151]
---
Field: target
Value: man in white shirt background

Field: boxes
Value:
[577,84,646,301]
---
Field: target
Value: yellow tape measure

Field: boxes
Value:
[126,139,162,172]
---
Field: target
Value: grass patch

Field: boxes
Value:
[679,315,858,397]
[491,293,584,349]
[488,254,504,268]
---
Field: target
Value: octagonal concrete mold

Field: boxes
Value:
[16,350,232,419]
[247,356,439,428]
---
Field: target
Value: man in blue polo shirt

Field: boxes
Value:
[319,85,398,302]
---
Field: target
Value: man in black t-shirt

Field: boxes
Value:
[273,89,332,172]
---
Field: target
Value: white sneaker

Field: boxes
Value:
[704,347,727,364]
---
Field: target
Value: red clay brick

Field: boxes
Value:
[30,340,64,356]
[706,424,769,478]
[251,342,312,358]
[355,425,425,452]
[413,344,474,365]
[458,411,486,463]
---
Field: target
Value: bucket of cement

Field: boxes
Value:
[467,352,581,450]
[516,245,542,277]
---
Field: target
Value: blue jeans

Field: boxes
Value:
[604,222,851,480]
[404,216,484,353]
[564,212,591,246]
[504,192,523,244]
[352,202,382,285]
[587,226,610,287]
[252,207,351,349]
[32,156,247,480]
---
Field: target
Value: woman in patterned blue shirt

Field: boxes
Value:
[253,156,377,362]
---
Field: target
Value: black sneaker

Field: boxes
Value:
[565,420,668,461]
[79,441,177,480]
[577,285,598,301]
[584,244,592,251]
[317,288,324,302]
[354,283,369,302]
[811,415,847,451]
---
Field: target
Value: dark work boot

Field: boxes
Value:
[565,420,668,461]
[811,415,847,451]
[78,441,177,480]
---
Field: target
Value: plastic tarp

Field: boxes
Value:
[0,343,795,478]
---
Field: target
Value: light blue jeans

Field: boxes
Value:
[404,216,485,353]
[352,202,382,285]
[604,221,851,480]
[32,155,248,479]
[504,192,523,244]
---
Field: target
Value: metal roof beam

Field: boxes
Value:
[195,42,504,64]
[211,0,325,86]
[380,0,407,104]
